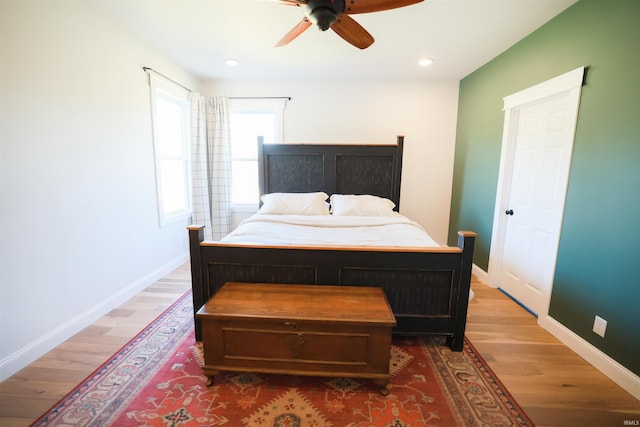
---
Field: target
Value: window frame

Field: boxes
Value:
[229,98,286,212]
[149,74,192,227]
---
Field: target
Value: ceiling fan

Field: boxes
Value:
[273,0,424,49]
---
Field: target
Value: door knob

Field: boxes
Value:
[505,209,514,216]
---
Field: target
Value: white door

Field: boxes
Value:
[489,67,584,317]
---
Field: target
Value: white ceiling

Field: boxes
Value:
[88,0,577,81]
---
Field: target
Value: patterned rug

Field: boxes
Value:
[32,291,534,427]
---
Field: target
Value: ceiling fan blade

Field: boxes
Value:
[330,15,374,49]
[345,0,423,14]
[276,0,307,5]
[275,17,312,47]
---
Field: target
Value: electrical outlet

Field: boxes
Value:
[593,315,607,338]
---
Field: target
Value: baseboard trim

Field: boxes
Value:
[538,314,640,400]
[472,264,492,286]
[0,253,189,382]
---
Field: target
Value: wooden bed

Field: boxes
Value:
[188,136,476,351]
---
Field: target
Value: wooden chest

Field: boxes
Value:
[196,282,397,393]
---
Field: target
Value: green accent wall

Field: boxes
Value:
[450,0,640,375]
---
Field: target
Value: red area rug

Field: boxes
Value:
[32,291,534,426]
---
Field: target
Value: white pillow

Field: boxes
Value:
[259,192,330,215]
[330,194,396,216]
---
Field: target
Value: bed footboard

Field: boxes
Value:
[188,226,476,351]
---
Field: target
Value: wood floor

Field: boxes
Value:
[466,278,639,427]
[0,265,638,426]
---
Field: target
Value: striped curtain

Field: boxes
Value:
[190,94,232,240]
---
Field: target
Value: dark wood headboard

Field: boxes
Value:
[257,136,404,210]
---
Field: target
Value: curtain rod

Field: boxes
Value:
[142,66,191,93]
[142,67,291,101]
[230,96,292,101]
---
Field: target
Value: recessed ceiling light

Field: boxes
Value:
[419,58,434,67]
[225,58,240,67]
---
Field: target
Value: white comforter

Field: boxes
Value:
[221,213,439,247]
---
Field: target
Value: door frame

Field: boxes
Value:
[487,66,585,317]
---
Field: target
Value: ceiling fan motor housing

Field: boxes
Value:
[303,0,346,31]
[276,0,424,49]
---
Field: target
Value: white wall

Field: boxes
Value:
[0,0,198,380]
[206,79,460,244]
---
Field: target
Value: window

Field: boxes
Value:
[149,74,191,226]
[229,98,285,210]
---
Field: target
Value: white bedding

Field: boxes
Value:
[221,213,439,247]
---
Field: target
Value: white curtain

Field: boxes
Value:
[190,94,232,240]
